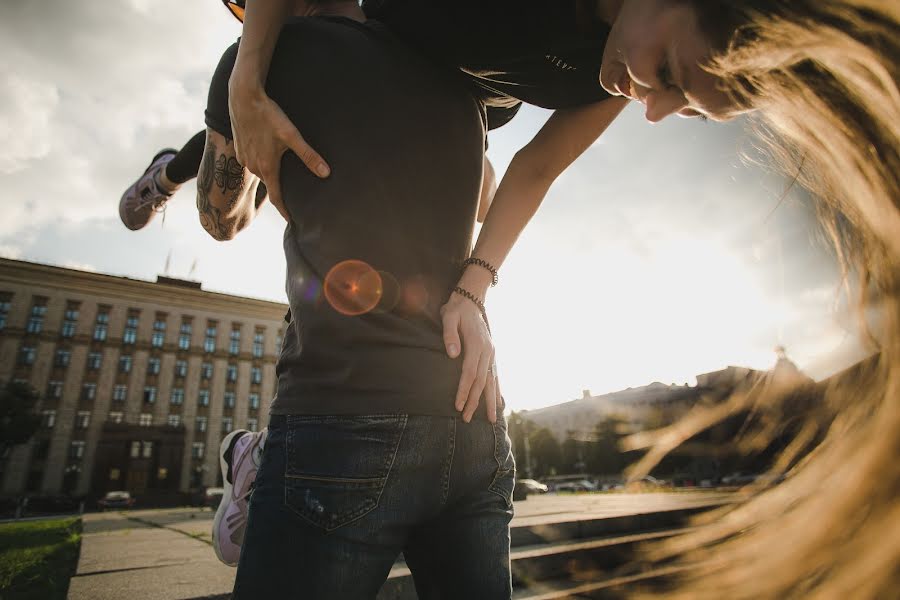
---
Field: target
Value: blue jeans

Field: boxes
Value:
[233,411,516,599]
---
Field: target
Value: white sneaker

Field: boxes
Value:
[212,428,267,567]
[118,149,177,230]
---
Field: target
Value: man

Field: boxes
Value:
[197,1,515,598]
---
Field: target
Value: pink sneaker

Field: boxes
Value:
[118,149,177,230]
[212,428,266,566]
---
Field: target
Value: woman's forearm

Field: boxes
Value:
[230,0,295,91]
[459,154,554,296]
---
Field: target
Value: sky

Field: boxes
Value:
[0,0,870,411]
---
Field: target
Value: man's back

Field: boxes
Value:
[206,16,486,417]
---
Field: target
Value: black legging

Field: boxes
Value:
[165,129,207,184]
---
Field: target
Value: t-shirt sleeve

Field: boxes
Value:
[486,102,522,131]
[204,41,240,139]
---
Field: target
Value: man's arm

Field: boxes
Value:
[196,129,265,241]
[228,0,330,216]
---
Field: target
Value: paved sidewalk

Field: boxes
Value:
[68,492,731,600]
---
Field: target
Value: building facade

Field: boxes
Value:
[0,258,287,504]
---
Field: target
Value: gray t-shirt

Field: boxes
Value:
[206,17,488,419]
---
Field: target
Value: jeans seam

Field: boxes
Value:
[488,419,514,509]
[440,417,456,507]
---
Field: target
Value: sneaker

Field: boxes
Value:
[212,428,266,567]
[118,149,178,230]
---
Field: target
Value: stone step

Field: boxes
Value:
[377,525,691,599]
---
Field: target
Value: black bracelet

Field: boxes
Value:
[463,257,499,287]
[452,286,486,316]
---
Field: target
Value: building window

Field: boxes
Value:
[69,440,86,460]
[226,364,238,383]
[138,413,153,427]
[192,442,205,459]
[201,362,213,380]
[93,308,110,341]
[54,349,71,368]
[167,414,182,427]
[247,417,258,432]
[198,389,210,407]
[252,330,265,358]
[204,323,217,354]
[81,383,97,401]
[229,326,241,355]
[275,329,283,350]
[112,385,128,402]
[109,468,121,481]
[196,416,208,433]
[251,367,262,385]
[42,410,56,429]
[47,380,64,399]
[123,314,139,345]
[179,321,192,350]
[0,295,11,331]
[174,360,188,378]
[108,411,124,424]
[143,386,157,404]
[119,355,132,373]
[249,392,260,410]
[18,344,36,366]
[61,305,79,338]
[223,391,236,409]
[222,417,233,434]
[87,352,102,371]
[33,439,51,460]
[130,441,141,458]
[147,357,161,375]
[170,388,184,406]
[76,411,91,429]
[26,299,48,334]
[152,317,167,348]
[142,441,153,458]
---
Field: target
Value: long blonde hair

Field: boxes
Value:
[628,2,900,597]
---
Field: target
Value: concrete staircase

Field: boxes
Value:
[377,505,712,599]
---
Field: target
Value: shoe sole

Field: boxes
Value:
[212,428,250,566]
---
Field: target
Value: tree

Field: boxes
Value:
[586,415,630,477]
[529,428,562,478]
[0,381,42,456]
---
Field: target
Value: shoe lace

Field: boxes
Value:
[131,167,173,223]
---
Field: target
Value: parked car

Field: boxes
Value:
[553,479,597,493]
[721,472,760,486]
[204,487,225,509]
[98,490,135,511]
[518,479,549,494]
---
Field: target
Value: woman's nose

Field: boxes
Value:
[644,90,689,123]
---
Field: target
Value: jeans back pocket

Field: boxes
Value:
[283,414,407,532]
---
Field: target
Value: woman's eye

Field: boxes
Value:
[657,59,674,89]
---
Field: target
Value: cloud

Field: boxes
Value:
[0,71,59,173]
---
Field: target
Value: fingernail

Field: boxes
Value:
[448,344,458,356]
[316,164,330,177]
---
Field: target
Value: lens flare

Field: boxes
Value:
[324,260,383,316]
[375,270,401,313]
[399,276,430,316]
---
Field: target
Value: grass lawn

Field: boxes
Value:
[0,517,82,600]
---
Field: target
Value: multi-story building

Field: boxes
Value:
[0,258,287,505]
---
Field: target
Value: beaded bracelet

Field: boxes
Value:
[463,257,499,287]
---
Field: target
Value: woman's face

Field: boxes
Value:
[599,0,739,122]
